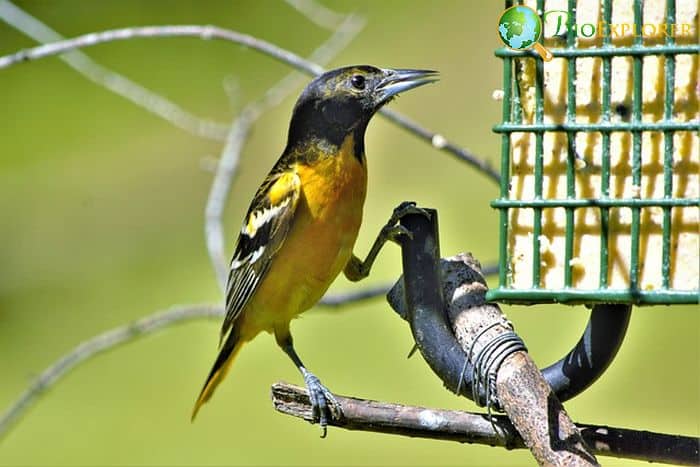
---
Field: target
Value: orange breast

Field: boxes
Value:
[241,135,367,337]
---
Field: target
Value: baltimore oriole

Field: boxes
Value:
[192,65,437,434]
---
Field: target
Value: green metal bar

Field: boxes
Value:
[492,197,700,208]
[511,62,523,123]
[494,121,699,132]
[600,0,612,289]
[630,1,644,292]
[494,44,700,58]
[500,20,525,290]
[498,56,513,288]
[662,0,677,289]
[485,288,700,305]
[564,0,577,288]
[529,0,546,289]
[532,57,544,286]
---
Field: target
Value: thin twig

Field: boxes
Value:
[0,20,497,184]
[0,1,229,141]
[205,14,366,289]
[271,383,700,466]
[0,23,323,75]
[0,276,400,443]
[319,283,391,307]
[380,108,500,183]
[284,0,347,29]
[318,263,498,307]
[0,304,223,441]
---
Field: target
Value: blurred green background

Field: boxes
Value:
[1,1,697,465]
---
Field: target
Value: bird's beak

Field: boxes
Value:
[375,68,439,104]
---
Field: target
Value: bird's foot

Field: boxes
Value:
[301,369,343,438]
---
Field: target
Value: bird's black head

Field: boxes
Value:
[285,65,438,156]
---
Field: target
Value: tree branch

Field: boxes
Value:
[380,108,500,183]
[0,304,223,441]
[318,283,391,307]
[0,18,497,184]
[317,263,498,308]
[284,0,347,29]
[0,23,325,75]
[0,276,402,443]
[271,383,700,466]
[0,0,230,140]
[441,254,596,465]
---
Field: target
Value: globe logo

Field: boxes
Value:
[498,6,553,61]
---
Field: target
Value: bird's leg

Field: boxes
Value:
[344,201,430,282]
[276,330,342,438]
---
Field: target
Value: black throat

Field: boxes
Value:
[285,97,369,162]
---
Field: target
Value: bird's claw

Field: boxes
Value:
[388,201,430,225]
[302,369,343,438]
[381,224,413,244]
[379,202,429,245]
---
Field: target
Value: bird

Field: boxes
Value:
[191,65,438,434]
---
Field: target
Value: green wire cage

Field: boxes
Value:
[487,0,699,306]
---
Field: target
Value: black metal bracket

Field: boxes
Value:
[389,207,632,403]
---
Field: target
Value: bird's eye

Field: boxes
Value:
[350,74,365,90]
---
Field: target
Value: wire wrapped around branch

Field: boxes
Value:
[385,212,597,465]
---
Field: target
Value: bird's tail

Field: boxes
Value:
[191,329,243,421]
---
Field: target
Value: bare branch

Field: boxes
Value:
[443,254,596,465]
[0,272,394,443]
[0,0,347,142]
[317,263,496,308]
[380,108,500,183]
[319,283,391,307]
[0,22,322,75]
[0,1,230,140]
[0,19,497,184]
[272,383,700,466]
[0,304,223,441]
[205,14,366,289]
[272,383,519,446]
[285,0,347,29]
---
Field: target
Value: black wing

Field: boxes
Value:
[219,170,301,344]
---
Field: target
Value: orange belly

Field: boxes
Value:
[240,136,367,339]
